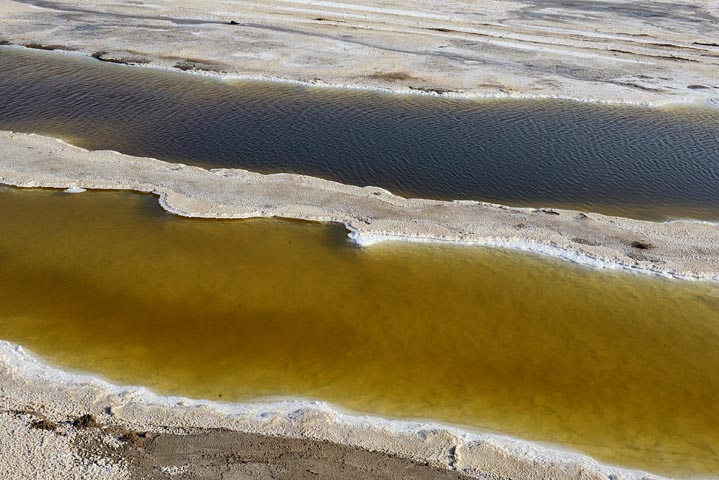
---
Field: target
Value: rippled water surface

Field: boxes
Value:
[1,48,718,219]
[2,186,719,477]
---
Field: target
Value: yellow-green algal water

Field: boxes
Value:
[1,186,718,477]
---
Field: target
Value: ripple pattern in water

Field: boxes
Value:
[1,48,718,220]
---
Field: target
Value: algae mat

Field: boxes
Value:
[1,186,718,477]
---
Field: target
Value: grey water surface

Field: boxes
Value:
[1,47,717,220]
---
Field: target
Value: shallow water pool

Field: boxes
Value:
[1,186,718,476]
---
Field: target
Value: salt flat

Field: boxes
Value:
[1,0,718,104]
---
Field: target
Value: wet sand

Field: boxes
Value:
[131,431,472,480]
[0,0,718,105]
[1,130,718,280]
[1,411,472,480]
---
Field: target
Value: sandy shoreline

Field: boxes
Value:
[1,130,718,281]
[1,0,718,106]
[0,340,666,480]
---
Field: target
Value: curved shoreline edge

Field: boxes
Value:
[2,130,718,282]
[0,340,665,480]
[2,0,719,109]
[0,43,711,108]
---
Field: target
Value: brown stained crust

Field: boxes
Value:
[173,60,226,73]
[21,42,76,51]
[10,408,60,431]
[367,71,419,82]
[91,50,149,65]
[73,413,100,429]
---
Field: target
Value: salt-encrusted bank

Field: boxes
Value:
[0,340,666,480]
[1,0,718,106]
[1,130,718,281]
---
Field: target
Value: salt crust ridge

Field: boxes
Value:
[1,130,718,283]
[347,231,718,280]
[1,44,714,108]
[0,340,665,480]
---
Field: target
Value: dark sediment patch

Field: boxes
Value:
[29,418,58,431]
[73,414,100,429]
[534,208,560,215]
[173,58,226,73]
[571,237,600,246]
[91,51,149,65]
[22,42,75,51]
[127,430,472,480]
[367,71,418,81]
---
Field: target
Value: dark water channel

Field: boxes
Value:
[1,47,718,220]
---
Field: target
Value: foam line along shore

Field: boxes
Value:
[0,341,669,480]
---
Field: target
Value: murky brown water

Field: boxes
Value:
[1,186,718,476]
[1,47,719,220]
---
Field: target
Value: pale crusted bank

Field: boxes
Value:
[1,0,718,105]
[0,341,666,480]
[1,130,718,281]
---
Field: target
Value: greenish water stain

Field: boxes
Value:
[1,186,718,477]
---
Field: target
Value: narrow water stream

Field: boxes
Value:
[1,47,718,220]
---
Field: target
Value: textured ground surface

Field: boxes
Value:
[0,409,475,480]
[1,0,718,104]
